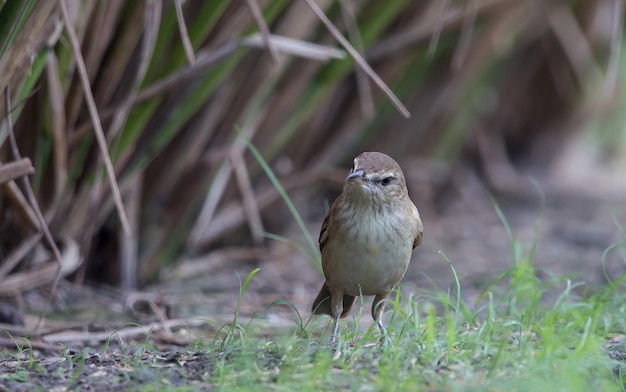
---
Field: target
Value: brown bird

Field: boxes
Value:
[311,152,423,342]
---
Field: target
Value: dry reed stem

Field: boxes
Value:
[242,34,346,61]
[0,158,34,185]
[4,181,40,230]
[548,4,603,93]
[303,0,411,118]
[428,0,451,56]
[42,318,209,344]
[245,0,281,65]
[0,233,43,280]
[0,337,64,352]
[70,33,344,144]
[605,0,624,100]
[58,0,132,236]
[41,315,296,344]
[174,0,196,64]
[339,0,374,120]
[367,0,504,61]
[45,51,68,215]
[231,150,265,245]
[4,87,65,332]
[0,240,81,295]
[164,247,269,280]
[120,175,142,291]
[107,0,162,143]
[451,0,478,71]
[196,169,329,247]
[136,42,240,103]
[103,1,161,290]
[188,120,262,249]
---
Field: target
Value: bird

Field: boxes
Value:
[311,151,423,343]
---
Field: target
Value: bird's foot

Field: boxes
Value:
[377,320,392,346]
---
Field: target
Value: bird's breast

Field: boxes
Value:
[323,202,417,296]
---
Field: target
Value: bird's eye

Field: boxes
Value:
[380,177,394,186]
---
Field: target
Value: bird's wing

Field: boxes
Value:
[319,196,341,273]
[413,230,423,249]
[412,205,423,249]
[319,210,331,252]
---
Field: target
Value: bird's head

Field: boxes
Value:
[344,152,408,204]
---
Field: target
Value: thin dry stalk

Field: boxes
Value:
[196,169,328,247]
[303,0,411,118]
[164,247,268,280]
[42,318,209,344]
[245,0,281,65]
[548,4,603,92]
[242,34,346,61]
[189,153,249,249]
[120,174,142,291]
[4,87,64,332]
[451,0,478,70]
[107,0,162,143]
[136,42,240,103]
[174,0,196,64]
[0,337,64,352]
[605,0,624,100]
[0,246,81,295]
[0,158,34,185]
[45,51,68,215]
[71,33,345,144]
[4,181,40,230]
[230,150,265,245]
[367,0,505,61]
[428,0,451,56]
[58,0,132,235]
[189,95,269,249]
[189,158,236,249]
[339,0,374,120]
[0,233,43,279]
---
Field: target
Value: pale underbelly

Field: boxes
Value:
[324,241,412,296]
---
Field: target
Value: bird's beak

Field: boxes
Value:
[346,169,364,181]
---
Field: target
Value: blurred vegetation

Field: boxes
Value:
[0,0,624,294]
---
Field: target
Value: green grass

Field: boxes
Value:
[196,264,626,391]
[2,149,625,390]
[2,242,625,391]
[128,230,624,391]
[202,179,626,391]
[202,136,626,391]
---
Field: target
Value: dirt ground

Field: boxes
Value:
[1,160,626,390]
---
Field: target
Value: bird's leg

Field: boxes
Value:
[373,292,392,345]
[376,319,391,346]
[330,291,344,345]
[331,314,340,344]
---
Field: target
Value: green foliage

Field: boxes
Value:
[197,243,625,391]
[241,129,321,270]
[220,267,261,349]
[175,199,626,391]
[2,228,625,390]
[0,0,37,59]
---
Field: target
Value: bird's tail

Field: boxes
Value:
[311,282,355,318]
